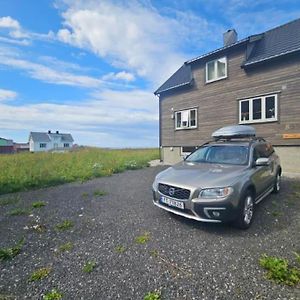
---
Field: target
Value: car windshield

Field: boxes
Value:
[186,145,249,165]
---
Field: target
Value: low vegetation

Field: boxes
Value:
[144,290,161,300]
[0,238,25,261]
[82,261,96,273]
[93,189,107,197]
[29,267,51,281]
[6,208,29,216]
[55,220,73,231]
[0,148,158,194]
[81,192,89,198]
[58,242,74,252]
[32,201,46,208]
[135,232,151,244]
[43,289,63,300]
[115,245,126,253]
[0,195,20,207]
[259,254,300,286]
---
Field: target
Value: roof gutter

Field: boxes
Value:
[154,80,193,96]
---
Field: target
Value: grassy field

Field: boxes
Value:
[0,148,159,195]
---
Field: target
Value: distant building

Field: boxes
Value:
[0,137,14,154]
[29,130,74,152]
[14,142,29,153]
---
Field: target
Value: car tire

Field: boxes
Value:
[234,190,255,230]
[273,172,281,194]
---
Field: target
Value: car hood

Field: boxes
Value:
[157,161,248,189]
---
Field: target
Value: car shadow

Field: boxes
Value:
[166,177,300,237]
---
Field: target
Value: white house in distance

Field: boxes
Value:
[29,130,74,152]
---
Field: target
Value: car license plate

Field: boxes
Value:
[160,196,184,210]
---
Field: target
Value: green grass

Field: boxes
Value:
[0,148,159,195]
[82,261,96,273]
[6,208,29,216]
[43,289,63,300]
[58,242,74,252]
[144,290,161,300]
[0,195,20,207]
[29,267,51,281]
[55,220,73,231]
[0,238,25,261]
[259,254,300,286]
[93,189,107,197]
[135,232,151,244]
[81,192,89,198]
[32,201,46,208]
[115,245,126,253]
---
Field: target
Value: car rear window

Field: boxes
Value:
[186,145,249,165]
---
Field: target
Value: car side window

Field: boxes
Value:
[255,144,270,158]
[253,147,260,161]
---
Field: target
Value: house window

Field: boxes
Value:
[175,108,197,130]
[40,143,46,148]
[64,143,69,148]
[206,57,227,83]
[181,146,197,156]
[239,94,278,124]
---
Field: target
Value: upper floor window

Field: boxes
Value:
[40,143,47,148]
[239,94,278,124]
[175,108,197,130]
[206,57,227,83]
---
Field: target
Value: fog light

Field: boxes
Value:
[212,211,220,217]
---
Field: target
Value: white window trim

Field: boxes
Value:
[239,94,278,124]
[181,146,198,156]
[175,108,198,130]
[205,57,227,83]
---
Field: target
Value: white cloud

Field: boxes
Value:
[0,54,102,88]
[0,16,29,39]
[102,71,135,82]
[0,88,158,147]
[0,16,20,30]
[56,0,190,84]
[0,89,18,101]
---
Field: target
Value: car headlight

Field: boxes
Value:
[198,187,233,199]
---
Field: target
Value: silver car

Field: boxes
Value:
[152,125,282,229]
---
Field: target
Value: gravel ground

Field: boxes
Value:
[0,166,300,300]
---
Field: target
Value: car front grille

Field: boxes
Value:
[158,183,191,200]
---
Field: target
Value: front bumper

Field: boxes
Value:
[152,190,238,223]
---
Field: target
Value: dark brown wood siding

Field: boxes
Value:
[160,47,300,147]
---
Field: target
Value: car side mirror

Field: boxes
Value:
[255,157,270,166]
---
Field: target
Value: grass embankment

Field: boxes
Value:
[0,148,159,195]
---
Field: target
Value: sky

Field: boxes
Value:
[0,0,299,147]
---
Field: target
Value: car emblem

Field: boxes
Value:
[169,187,175,196]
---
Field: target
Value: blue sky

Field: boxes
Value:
[0,0,299,147]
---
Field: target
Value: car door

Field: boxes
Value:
[252,144,272,197]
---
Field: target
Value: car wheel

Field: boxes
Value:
[234,191,255,230]
[273,173,281,194]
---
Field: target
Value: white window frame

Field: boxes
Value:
[205,57,227,83]
[64,143,70,148]
[181,146,197,156]
[239,94,278,124]
[175,108,197,130]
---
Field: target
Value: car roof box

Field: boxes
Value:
[212,125,256,140]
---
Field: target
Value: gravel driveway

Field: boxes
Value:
[0,166,299,300]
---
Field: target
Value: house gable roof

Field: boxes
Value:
[243,18,300,67]
[154,64,193,95]
[29,132,74,143]
[155,18,300,96]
